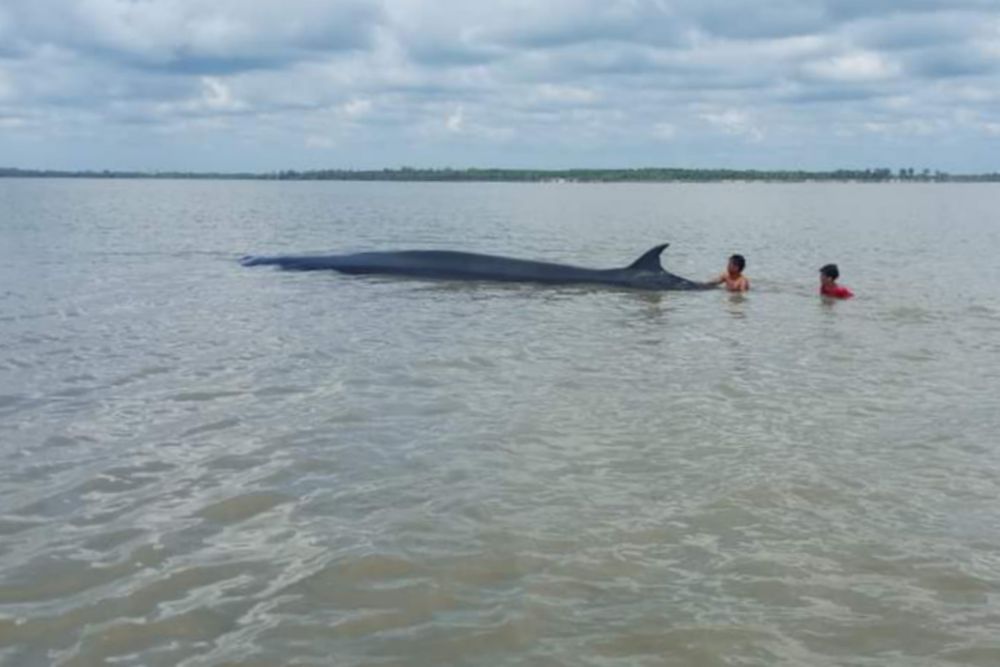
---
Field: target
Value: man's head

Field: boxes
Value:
[820,263,839,284]
[728,254,746,274]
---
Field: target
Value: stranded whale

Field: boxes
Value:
[241,243,710,291]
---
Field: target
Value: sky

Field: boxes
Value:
[1,0,999,172]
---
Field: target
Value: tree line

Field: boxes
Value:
[2,166,998,182]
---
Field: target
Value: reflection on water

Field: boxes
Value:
[1,180,1000,666]
[725,292,749,318]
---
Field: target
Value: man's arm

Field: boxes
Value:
[703,273,724,287]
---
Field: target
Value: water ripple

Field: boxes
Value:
[2,181,1000,666]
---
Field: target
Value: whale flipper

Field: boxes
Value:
[627,244,669,272]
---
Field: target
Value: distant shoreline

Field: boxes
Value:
[2,167,998,183]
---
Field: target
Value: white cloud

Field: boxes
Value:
[341,98,373,119]
[700,109,764,142]
[446,106,464,132]
[862,117,949,137]
[200,77,243,111]
[949,84,996,103]
[305,134,337,149]
[0,116,28,128]
[652,123,677,140]
[533,84,599,104]
[803,51,901,82]
[0,71,13,102]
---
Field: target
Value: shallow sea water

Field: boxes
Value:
[1,179,1000,666]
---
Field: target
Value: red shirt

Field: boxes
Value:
[821,283,854,299]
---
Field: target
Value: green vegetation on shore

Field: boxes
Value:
[2,166,998,182]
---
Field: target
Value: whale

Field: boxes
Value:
[241,243,711,291]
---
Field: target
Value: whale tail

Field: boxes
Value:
[627,244,669,272]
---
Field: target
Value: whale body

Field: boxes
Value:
[241,243,710,291]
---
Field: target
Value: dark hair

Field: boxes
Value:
[820,264,839,280]
[729,254,746,271]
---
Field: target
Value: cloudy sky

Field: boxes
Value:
[1,0,999,172]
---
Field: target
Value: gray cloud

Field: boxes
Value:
[1,0,998,171]
[688,0,830,39]
[2,1,381,72]
[853,11,987,50]
[904,45,1000,78]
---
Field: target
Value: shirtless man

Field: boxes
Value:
[706,254,749,292]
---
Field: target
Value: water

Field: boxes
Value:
[1,179,999,666]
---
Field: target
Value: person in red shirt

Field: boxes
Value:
[819,264,854,299]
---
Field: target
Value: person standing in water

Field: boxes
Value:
[819,263,854,299]
[706,254,749,292]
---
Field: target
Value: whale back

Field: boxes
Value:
[242,243,709,290]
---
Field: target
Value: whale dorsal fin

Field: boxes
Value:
[627,243,669,272]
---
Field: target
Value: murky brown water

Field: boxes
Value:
[2,180,1000,666]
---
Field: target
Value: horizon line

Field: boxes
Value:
[2,166,999,183]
